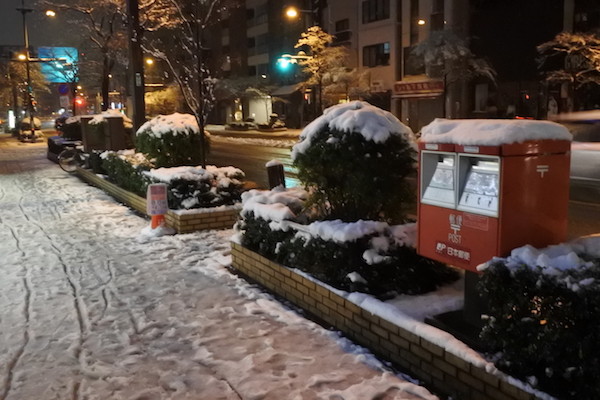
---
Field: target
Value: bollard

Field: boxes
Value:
[266,160,286,189]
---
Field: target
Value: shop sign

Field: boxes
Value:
[392,80,444,99]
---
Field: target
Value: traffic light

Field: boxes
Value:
[277,57,292,71]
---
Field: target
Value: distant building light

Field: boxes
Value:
[17,54,27,61]
[46,10,56,17]
[418,19,426,25]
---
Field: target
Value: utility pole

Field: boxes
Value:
[16,0,35,142]
[195,0,207,168]
[126,0,146,133]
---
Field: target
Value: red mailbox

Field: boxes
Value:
[417,119,572,272]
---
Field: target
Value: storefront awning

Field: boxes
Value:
[392,80,444,99]
[271,84,300,96]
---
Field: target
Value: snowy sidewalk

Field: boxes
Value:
[0,134,437,400]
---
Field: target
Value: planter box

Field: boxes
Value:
[231,242,543,400]
[76,167,240,233]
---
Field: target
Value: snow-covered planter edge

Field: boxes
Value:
[229,242,553,400]
[75,167,241,233]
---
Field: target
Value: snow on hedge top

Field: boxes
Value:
[420,118,572,145]
[145,165,243,185]
[291,101,414,159]
[137,113,199,138]
[241,186,308,222]
[89,109,133,125]
[479,235,600,274]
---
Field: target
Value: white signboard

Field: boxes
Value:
[146,183,169,215]
[59,95,70,108]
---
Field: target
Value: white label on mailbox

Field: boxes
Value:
[463,146,480,153]
[425,143,439,150]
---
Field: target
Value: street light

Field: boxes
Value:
[283,3,321,26]
[16,0,35,142]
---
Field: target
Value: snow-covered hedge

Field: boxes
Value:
[101,150,154,197]
[237,187,459,297]
[100,150,245,209]
[145,165,245,209]
[135,113,207,168]
[478,236,600,400]
[292,101,417,223]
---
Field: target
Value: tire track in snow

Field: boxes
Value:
[0,230,31,400]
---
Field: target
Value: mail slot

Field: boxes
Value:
[417,119,572,272]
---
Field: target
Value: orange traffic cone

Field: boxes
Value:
[151,214,165,229]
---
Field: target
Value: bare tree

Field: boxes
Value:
[39,0,127,111]
[412,30,496,117]
[538,32,600,110]
[142,0,241,167]
[0,60,49,117]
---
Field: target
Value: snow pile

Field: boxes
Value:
[240,187,418,252]
[65,115,81,125]
[136,113,199,138]
[241,186,308,222]
[292,101,415,159]
[144,165,244,187]
[420,118,572,145]
[89,109,132,127]
[99,149,151,167]
[479,235,600,274]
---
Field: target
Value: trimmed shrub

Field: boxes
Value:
[240,212,458,297]
[147,166,245,209]
[101,151,154,197]
[479,253,600,399]
[135,113,206,168]
[292,101,416,224]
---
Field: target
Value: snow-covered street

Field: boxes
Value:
[0,134,437,400]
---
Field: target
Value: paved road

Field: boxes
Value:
[0,133,436,400]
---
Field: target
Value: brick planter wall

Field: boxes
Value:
[231,242,541,400]
[76,167,240,233]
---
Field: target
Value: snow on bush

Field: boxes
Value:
[100,150,245,209]
[238,186,458,296]
[89,109,133,129]
[420,118,572,145]
[478,235,600,399]
[291,101,417,223]
[137,113,199,138]
[135,113,208,168]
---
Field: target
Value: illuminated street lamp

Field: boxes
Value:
[283,3,321,27]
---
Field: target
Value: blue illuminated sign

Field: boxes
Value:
[38,47,79,83]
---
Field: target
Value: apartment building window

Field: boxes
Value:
[363,42,390,67]
[336,18,349,32]
[362,0,390,24]
[255,33,269,55]
[431,0,444,31]
[334,18,352,43]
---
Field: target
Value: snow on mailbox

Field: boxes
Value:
[417,118,572,272]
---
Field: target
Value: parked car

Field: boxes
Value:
[554,111,600,202]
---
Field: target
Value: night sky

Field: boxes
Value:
[0,0,66,48]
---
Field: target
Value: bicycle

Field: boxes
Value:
[58,142,87,173]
